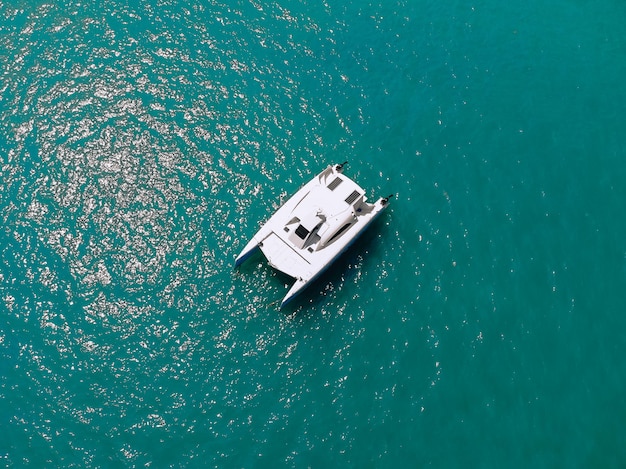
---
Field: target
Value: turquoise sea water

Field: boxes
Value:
[2,0,626,466]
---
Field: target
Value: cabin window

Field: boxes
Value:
[345,190,360,205]
[328,223,352,243]
[327,177,343,190]
[295,225,309,240]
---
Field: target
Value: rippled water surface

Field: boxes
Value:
[2,0,626,466]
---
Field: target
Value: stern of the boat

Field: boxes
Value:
[234,238,261,267]
[281,278,309,308]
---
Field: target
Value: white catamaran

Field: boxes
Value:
[235,162,392,307]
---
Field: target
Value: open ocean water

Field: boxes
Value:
[2,0,626,466]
